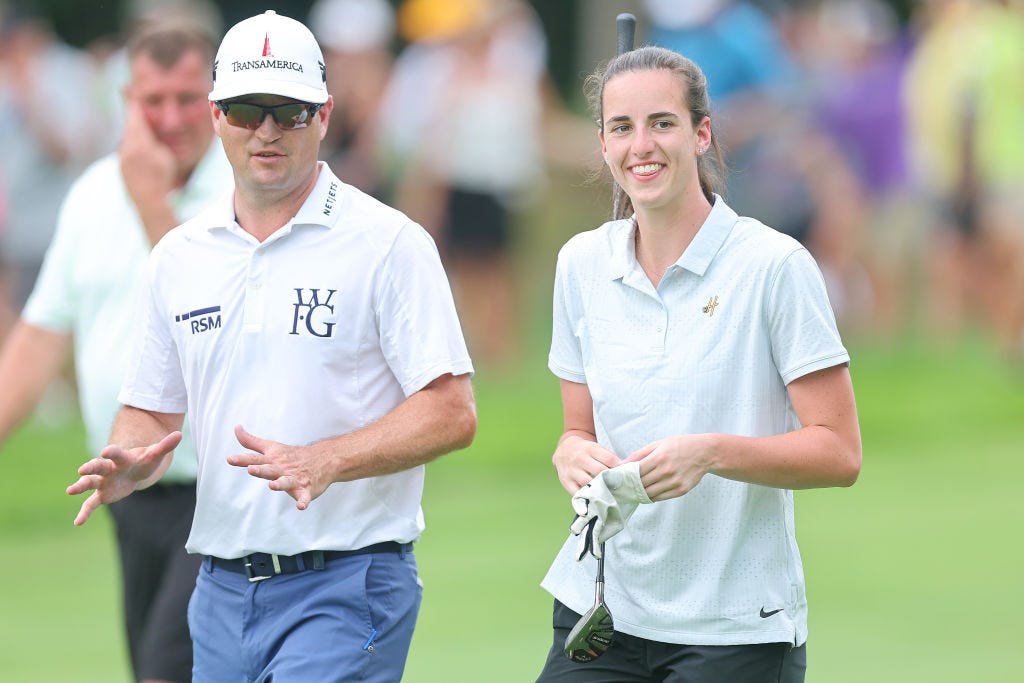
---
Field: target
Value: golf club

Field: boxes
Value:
[563,542,614,662]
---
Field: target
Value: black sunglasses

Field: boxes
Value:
[215,101,324,130]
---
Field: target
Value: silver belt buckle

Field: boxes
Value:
[244,554,282,582]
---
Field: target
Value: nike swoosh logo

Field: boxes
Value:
[759,607,783,618]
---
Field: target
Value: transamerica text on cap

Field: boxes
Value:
[231,58,304,73]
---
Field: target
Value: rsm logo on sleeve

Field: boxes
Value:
[175,306,222,334]
[291,288,336,338]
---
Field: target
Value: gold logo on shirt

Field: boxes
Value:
[702,295,720,317]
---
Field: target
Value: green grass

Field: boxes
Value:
[1,337,1022,682]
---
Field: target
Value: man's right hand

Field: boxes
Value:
[120,101,176,202]
[119,100,180,246]
[67,431,182,526]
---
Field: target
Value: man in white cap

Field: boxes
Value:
[66,11,477,682]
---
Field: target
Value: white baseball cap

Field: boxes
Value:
[209,10,328,104]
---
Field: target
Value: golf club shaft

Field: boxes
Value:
[595,543,605,603]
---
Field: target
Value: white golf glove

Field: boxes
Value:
[569,461,652,560]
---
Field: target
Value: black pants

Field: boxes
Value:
[108,483,201,682]
[536,600,807,683]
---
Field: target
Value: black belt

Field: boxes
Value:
[211,541,412,582]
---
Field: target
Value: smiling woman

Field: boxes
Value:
[533,44,861,683]
[601,74,708,219]
[588,48,727,224]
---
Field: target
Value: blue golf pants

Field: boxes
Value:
[189,549,422,682]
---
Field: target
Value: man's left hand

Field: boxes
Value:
[228,425,334,510]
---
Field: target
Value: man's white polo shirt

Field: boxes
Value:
[119,163,473,558]
[543,198,849,647]
[23,141,231,482]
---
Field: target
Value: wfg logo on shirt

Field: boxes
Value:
[175,306,222,334]
[291,288,336,338]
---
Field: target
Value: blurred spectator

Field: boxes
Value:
[644,0,797,109]
[799,0,915,337]
[903,0,1024,357]
[0,17,229,682]
[89,0,224,153]
[380,0,588,367]
[0,3,103,332]
[310,0,395,198]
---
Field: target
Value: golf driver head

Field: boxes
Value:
[564,601,614,662]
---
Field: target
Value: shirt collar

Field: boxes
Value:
[293,162,345,229]
[608,194,738,280]
[606,217,636,281]
[204,161,344,234]
[677,195,737,276]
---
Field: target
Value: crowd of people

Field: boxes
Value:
[641,0,1024,358]
[0,0,593,371]
[2,0,1011,681]
[1,0,1021,365]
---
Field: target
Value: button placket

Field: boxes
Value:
[243,249,266,331]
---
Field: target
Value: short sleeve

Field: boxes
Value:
[21,186,82,331]
[376,223,473,396]
[547,250,586,383]
[117,246,188,413]
[766,248,850,385]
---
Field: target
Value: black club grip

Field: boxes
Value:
[616,13,636,55]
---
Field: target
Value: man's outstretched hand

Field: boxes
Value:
[67,431,182,525]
